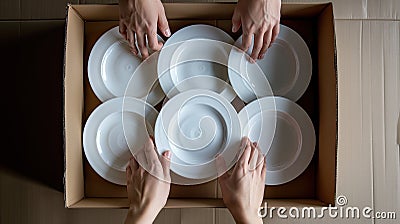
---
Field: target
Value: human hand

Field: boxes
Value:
[232,0,281,62]
[124,137,172,224]
[217,137,266,224]
[119,0,171,59]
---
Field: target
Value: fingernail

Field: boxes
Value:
[165,29,171,37]
[240,138,247,149]
[165,151,171,159]
[232,25,236,32]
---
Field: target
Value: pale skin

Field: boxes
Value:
[217,137,266,224]
[124,136,266,224]
[119,0,281,61]
[124,137,171,224]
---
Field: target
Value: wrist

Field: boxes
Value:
[228,207,262,224]
[125,205,158,224]
[233,215,263,224]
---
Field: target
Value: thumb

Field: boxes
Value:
[158,10,171,37]
[231,8,241,33]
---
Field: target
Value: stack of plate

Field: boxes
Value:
[84,27,164,185]
[228,25,315,185]
[84,24,315,186]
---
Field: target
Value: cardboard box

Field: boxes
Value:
[64,3,337,208]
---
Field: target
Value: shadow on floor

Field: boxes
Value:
[1,20,66,192]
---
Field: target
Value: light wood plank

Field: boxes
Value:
[20,0,79,19]
[154,208,182,224]
[0,0,20,19]
[67,208,127,224]
[216,208,235,224]
[181,208,215,224]
[0,170,68,224]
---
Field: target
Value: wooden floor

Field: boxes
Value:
[1,0,399,223]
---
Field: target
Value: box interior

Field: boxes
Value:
[64,3,337,208]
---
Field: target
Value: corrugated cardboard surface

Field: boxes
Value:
[336,19,400,224]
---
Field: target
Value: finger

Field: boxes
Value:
[216,154,229,180]
[248,142,258,170]
[159,150,172,178]
[241,32,253,54]
[127,29,138,55]
[254,143,264,165]
[126,164,132,184]
[250,32,264,61]
[146,26,162,52]
[136,31,149,59]
[231,8,241,33]
[255,146,265,174]
[149,135,155,142]
[261,156,267,178]
[143,137,162,167]
[258,37,268,59]
[249,142,257,162]
[158,10,171,37]
[271,24,280,44]
[129,156,139,171]
[139,166,146,178]
[119,21,127,40]
[258,29,273,59]
[235,136,248,161]
[234,137,251,173]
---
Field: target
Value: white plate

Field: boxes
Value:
[239,96,315,185]
[154,89,241,183]
[88,26,164,103]
[158,25,236,102]
[83,97,158,185]
[123,51,165,106]
[228,24,312,103]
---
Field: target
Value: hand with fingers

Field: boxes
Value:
[217,137,266,224]
[119,0,171,59]
[124,137,172,224]
[232,0,281,62]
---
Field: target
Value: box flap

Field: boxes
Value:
[316,3,337,205]
[64,5,85,207]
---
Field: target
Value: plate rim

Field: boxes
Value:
[238,96,316,185]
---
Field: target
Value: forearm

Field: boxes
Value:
[232,214,263,224]
[228,206,263,224]
[124,206,158,224]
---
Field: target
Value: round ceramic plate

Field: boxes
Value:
[154,89,241,183]
[239,96,315,185]
[158,25,236,102]
[228,24,312,103]
[83,97,158,185]
[88,26,164,103]
[123,51,165,106]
